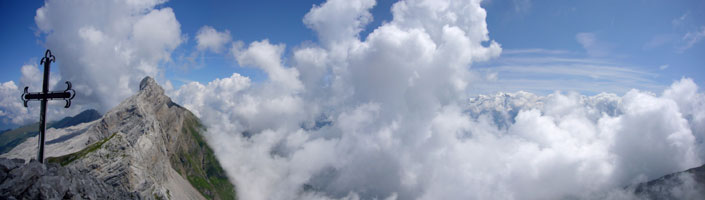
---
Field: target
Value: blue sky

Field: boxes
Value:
[160,0,397,85]
[476,0,705,94]
[1,0,703,92]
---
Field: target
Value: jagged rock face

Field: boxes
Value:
[3,77,235,200]
[0,158,136,199]
[61,77,234,200]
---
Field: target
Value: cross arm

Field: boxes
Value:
[22,81,76,108]
[23,91,73,100]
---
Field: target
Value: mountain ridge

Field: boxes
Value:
[1,76,235,200]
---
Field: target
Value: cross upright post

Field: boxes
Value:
[21,49,75,164]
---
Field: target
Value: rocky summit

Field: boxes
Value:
[1,77,235,200]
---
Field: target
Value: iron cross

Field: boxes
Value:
[21,49,76,163]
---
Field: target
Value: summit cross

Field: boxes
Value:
[21,49,76,164]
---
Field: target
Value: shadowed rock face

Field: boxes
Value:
[628,164,705,199]
[0,158,136,199]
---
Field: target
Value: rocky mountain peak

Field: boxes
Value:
[139,76,159,91]
[136,76,168,106]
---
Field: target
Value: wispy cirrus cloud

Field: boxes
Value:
[471,48,662,95]
[679,26,705,52]
[576,32,613,57]
[512,0,532,13]
[672,12,689,27]
[501,48,571,55]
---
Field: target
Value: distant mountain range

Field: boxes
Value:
[0,109,101,154]
[0,77,235,200]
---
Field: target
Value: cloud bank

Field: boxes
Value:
[165,0,704,199]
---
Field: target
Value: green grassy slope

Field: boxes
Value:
[46,133,117,166]
[170,113,236,200]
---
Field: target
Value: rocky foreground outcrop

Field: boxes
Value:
[0,158,136,199]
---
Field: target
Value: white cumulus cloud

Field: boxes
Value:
[34,0,182,112]
[0,81,30,125]
[196,26,232,53]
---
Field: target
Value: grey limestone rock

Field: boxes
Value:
[0,158,137,200]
